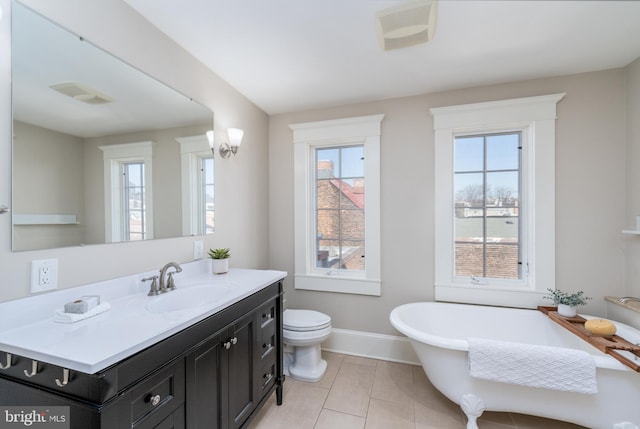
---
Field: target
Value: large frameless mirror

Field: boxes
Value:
[11,1,215,251]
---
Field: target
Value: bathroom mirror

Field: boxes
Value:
[11,1,214,251]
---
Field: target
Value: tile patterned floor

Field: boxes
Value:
[248,352,588,429]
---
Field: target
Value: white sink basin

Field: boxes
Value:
[145,283,235,313]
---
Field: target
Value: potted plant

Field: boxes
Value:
[208,248,230,274]
[544,288,591,317]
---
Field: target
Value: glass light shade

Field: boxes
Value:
[206,130,214,149]
[227,128,244,147]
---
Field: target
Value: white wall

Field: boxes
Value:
[269,68,628,335]
[0,0,271,302]
[625,58,640,297]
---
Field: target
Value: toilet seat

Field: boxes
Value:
[283,309,331,332]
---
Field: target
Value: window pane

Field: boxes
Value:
[487,171,519,204]
[317,209,339,240]
[339,179,365,208]
[316,179,336,209]
[486,134,519,171]
[341,209,365,241]
[455,136,483,172]
[454,172,484,207]
[341,146,364,178]
[316,148,339,178]
[200,155,214,235]
[485,242,519,279]
[340,240,365,271]
[123,162,146,241]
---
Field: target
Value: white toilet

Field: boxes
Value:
[283,309,332,383]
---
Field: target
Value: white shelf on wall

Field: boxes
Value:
[622,230,640,235]
[13,214,78,225]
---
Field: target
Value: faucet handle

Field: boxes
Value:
[166,272,177,291]
[142,275,160,296]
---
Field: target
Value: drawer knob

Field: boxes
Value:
[263,373,273,382]
[263,343,272,349]
[231,336,238,345]
[263,313,273,321]
[149,394,161,407]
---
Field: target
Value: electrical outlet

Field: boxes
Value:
[31,259,58,293]
[193,240,204,260]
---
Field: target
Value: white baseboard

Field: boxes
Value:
[322,328,420,365]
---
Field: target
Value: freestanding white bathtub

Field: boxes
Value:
[390,302,640,429]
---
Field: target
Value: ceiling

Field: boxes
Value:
[129,1,640,115]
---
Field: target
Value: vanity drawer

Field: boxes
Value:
[259,359,276,392]
[127,359,185,427]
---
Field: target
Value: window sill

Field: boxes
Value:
[435,283,546,309]
[295,274,381,296]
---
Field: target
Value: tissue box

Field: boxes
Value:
[64,295,101,314]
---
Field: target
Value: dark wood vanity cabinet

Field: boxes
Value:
[0,280,284,429]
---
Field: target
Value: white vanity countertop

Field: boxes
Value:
[0,261,286,374]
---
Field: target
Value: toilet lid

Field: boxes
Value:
[284,309,331,332]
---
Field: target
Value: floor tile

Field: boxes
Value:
[314,409,365,429]
[248,379,328,429]
[365,398,414,429]
[370,360,415,405]
[323,361,376,417]
[414,400,465,429]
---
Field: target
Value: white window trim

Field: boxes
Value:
[431,94,565,308]
[176,135,212,236]
[291,114,383,296]
[99,141,154,242]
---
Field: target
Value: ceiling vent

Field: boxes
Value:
[376,0,437,51]
[49,82,113,104]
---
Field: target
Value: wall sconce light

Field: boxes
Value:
[205,128,244,159]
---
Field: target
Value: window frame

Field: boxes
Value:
[177,135,214,236]
[291,114,383,296]
[431,94,565,308]
[99,141,154,243]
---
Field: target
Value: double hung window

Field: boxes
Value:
[432,94,564,307]
[292,115,382,296]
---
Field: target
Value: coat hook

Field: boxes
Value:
[55,368,70,387]
[24,360,38,377]
[0,353,12,370]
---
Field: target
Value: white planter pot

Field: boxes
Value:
[212,258,229,274]
[557,303,577,318]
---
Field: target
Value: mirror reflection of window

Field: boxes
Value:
[200,156,215,234]
[177,135,215,236]
[99,142,154,243]
[122,162,147,241]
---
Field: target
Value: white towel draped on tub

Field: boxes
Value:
[468,337,598,394]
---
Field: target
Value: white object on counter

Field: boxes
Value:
[55,302,111,323]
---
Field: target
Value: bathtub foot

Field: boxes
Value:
[460,393,485,429]
[612,423,639,429]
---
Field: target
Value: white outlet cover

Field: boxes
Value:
[30,258,58,293]
[193,240,204,260]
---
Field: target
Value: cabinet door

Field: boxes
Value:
[227,312,257,429]
[185,331,226,429]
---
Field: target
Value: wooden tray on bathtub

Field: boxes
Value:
[537,306,640,372]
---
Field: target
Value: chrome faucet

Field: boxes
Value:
[618,297,640,304]
[159,262,182,293]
